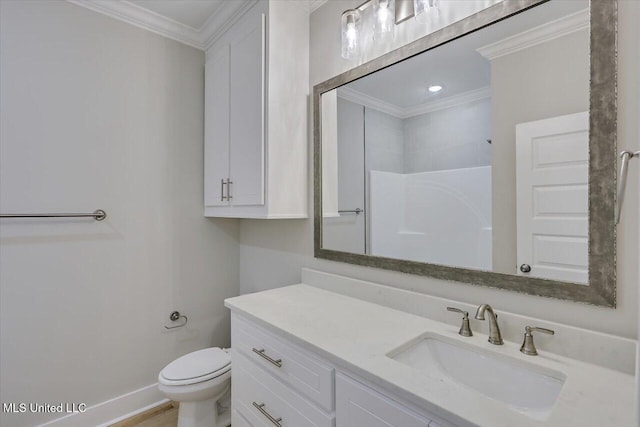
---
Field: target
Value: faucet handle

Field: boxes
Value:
[447,307,473,337]
[520,326,554,356]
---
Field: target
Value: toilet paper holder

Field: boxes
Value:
[164,311,188,329]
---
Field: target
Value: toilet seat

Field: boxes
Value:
[159,347,231,386]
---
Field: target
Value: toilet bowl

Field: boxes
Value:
[158,347,231,427]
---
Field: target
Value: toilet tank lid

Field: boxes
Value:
[161,348,230,381]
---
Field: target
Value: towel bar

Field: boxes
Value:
[0,209,107,221]
[616,151,640,224]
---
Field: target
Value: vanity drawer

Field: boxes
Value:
[232,314,334,411]
[336,373,451,427]
[233,351,334,427]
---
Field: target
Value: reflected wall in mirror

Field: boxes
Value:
[315,0,617,306]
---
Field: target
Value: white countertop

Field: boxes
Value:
[224,284,636,427]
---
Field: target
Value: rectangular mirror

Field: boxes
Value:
[314,0,617,306]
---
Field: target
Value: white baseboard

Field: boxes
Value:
[38,384,168,427]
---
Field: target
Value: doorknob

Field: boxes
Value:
[520,264,532,273]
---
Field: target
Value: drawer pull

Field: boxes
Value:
[252,348,282,367]
[252,402,282,426]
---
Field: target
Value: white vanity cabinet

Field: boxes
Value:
[204,0,308,218]
[230,313,456,427]
[230,314,334,426]
[336,373,449,427]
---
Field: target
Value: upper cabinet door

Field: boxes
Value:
[229,13,265,206]
[204,0,308,219]
[204,45,230,207]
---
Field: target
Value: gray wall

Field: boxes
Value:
[323,98,366,253]
[0,2,239,426]
[365,107,405,173]
[404,98,492,173]
[491,30,590,274]
[238,0,639,340]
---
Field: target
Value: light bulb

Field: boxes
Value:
[428,85,443,93]
[346,23,357,42]
[414,0,440,24]
[341,9,361,60]
[373,0,394,41]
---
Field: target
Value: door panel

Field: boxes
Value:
[204,45,230,207]
[229,14,265,206]
[336,373,432,427]
[516,112,589,284]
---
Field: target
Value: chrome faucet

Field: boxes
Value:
[475,304,503,345]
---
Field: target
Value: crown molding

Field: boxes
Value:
[310,0,329,13]
[476,8,589,61]
[337,86,491,119]
[402,86,491,118]
[337,87,405,118]
[66,0,204,49]
[201,0,258,51]
[66,0,261,51]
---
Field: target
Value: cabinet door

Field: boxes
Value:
[204,45,230,207]
[228,13,265,206]
[336,373,432,427]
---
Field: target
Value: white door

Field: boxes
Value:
[204,45,230,207]
[516,111,589,284]
[229,14,265,206]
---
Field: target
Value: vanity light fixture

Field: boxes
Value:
[428,84,443,93]
[341,0,442,59]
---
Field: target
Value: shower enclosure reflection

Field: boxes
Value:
[321,0,590,283]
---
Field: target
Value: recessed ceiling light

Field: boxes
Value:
[428,85,443,93]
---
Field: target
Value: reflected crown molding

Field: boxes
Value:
[476,8,589,61]
[337,87,405,118]
[337,86,491,119]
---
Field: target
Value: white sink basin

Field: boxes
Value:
[388,335,565,420]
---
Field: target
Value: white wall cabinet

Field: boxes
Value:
[231,313,456,427]
[204,0,308,218]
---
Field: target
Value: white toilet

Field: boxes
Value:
[158,347,231,427]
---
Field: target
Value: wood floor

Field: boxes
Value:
[109,401,178,427]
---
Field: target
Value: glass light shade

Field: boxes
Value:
[341,9,361,60]
[414,0,440,23]
[373,0,395,41]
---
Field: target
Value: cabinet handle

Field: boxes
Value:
[252,348,282,367]
[252,402,282,427]
[221,179,227,201]
[227,179,233,200]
